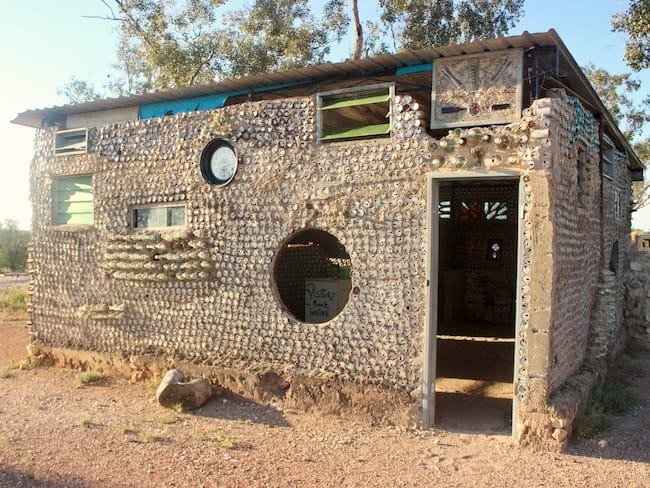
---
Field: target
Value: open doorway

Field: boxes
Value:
[430,178,519,433]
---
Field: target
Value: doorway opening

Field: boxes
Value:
[433,179,519,433]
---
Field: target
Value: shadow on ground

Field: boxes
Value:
[0,468,87,488]
[186,390,291,428]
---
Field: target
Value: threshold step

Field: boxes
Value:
[436,334,515,343]
[435,377,513,399]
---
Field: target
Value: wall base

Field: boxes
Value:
[28,343,420,427]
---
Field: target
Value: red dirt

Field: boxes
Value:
[0,322,648,487]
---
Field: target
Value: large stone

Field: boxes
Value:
[156,369,214,410]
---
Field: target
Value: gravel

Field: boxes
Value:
[0,322,648,487]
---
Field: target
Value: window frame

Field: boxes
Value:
[316,83,394,143]
[130,203,187,231]
[54,128,88,156]
[601,134,615,180]
[52,174,94,226]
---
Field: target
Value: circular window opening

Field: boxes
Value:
[272,229,352,324]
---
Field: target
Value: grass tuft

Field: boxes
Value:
[0,433,13,444]
[157,411,180,425]
[117,425,138,435]
[197,432,245,450]
[76,417,102,428]
[0,287,27,321]
[0,362,20,379]
[143,431,165,443]
[75,371,106,385]
[575,353,639,439]
[142,376,162,391]
[20,356,40,370]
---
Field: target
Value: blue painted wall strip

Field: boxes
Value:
[139,92,246,119]
[396,63,433,75]
[138,79,313,119]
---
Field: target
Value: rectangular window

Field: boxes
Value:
[317,84,392,142]
[614,191,622,220]
[132,205,186,230]
[54,128,88,156]
[53,175,93,225]
[601,135,615,180]
[577,147,588,208]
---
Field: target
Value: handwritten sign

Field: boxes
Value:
[305,278,339,323]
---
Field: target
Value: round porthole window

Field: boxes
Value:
[200,138,238,186]
[271,229,352,324]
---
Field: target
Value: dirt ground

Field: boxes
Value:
[0,321,648,488]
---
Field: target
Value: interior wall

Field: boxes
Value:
[438,182,519,329]
[273,243,344,321]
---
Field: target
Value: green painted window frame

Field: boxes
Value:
[317,83,393,142]
[53,175,94,225]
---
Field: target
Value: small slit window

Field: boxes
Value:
[601,135,615,180]
[132,205,186,230]
[317,84,392,142]
[577,146,588,208]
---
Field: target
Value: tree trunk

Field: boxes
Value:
[352,0,363,60]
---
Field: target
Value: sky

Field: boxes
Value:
[1,0,649,231]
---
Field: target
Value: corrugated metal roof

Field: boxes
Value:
[11,29,642,170]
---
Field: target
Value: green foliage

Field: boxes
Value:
[0,219,29,273]
[57,77,101,104]
[584,64,650,210]
[0,287,27,321]
[71,0,350,97]
[75,371,106,385]
[0,362,20,380]
[583,63,648,138]
[197,432,244,449]
[575,355,638,439]
[378,0,524,51]
[611,0,650,71]
[63,0,524,99]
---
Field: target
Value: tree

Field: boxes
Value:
[583,63,649,140]
[0,220,29,273]
[378,0,525,51]
[351,0,362,60]
[72,0,349,96]
[584,64,650,210]
[57,77,102,104]
[612,0,650,71]
[63,0,525,100]
[632,139,650,210]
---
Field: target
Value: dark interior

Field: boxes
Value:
[272,229,352,323]
[435,179,519,432]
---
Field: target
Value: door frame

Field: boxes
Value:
[423,170,523,438]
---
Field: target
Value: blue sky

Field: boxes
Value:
[1,0,648,231]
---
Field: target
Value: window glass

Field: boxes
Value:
[132,205,186,229]
[54,175,93,225]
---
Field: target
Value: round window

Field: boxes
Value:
[271,229,352,324]
[200,138,238,186]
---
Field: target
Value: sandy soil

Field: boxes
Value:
[0,322,648,487]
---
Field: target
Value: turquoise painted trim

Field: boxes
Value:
[139,92,246,119]
[138,80,313,119]
[396,63,433,75]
